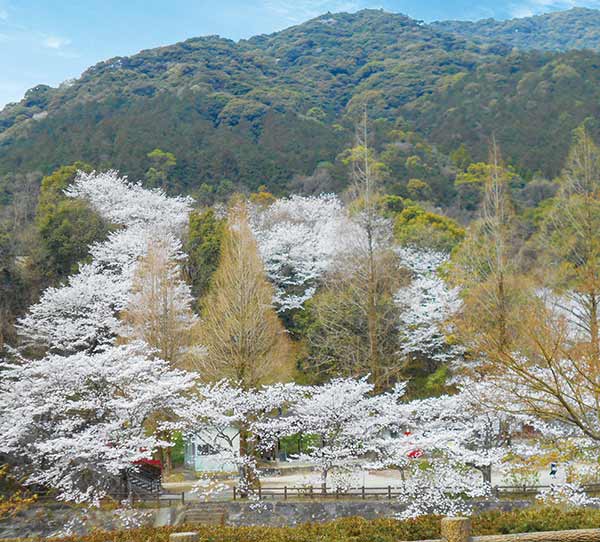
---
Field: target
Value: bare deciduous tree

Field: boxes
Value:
[197,201,291,389]
[452,140,525,367]
[303,110,405,391]
[121,236,199,370]
[455,131,600,442]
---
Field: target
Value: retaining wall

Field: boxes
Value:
[0,499,535,539]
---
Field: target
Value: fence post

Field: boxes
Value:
[284,486,287,500]
[181,491,185,504]
[258,485,262,500]
[233,485,236,500]
[170,533,199,542]
[387,485,391,500]
[361,486,365,499]
[441,517,470,542]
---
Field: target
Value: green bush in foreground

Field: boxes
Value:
[10,508,600,542]
[11,507,600,542]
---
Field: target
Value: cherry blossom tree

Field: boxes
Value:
[3,171,199,505]
[0,342,196,504]
[368,378,533,517]
[16,260,130,354]
[266,377,406,488]
[170,381,302,496]
[250,194,345,311]
[394,458,490,519]
[397,382,515,485]
[18,172,193,354]
[65,170,192,232]
[395,247,463,365]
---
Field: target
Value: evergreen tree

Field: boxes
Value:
[185,208,225,311]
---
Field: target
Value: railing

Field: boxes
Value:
[439,517,600,542]
[232,482,600,501]
[128,464,162,495]
[493,482,600,497]
[233,485,406,500]
[111,490,186,506]
[168,517,600,542]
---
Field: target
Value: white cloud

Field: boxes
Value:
[510,4,535,17]
[42,35,71,50]
[262,0,369,24]
[509,0,600,18]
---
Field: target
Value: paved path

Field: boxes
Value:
[163,463,570,501]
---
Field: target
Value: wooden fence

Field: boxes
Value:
[169,517,600,542]
[232,482,600,501]
[232,484,399,500]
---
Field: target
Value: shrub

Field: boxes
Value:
[9,506,600,542]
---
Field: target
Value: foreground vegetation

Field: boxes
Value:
[5,508,600,542]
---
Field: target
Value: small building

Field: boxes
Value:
[184,428,240,472]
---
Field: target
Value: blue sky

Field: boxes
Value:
[1,0,600,108]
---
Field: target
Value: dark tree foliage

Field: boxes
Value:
[0,225,25,348]
[185,208,225,311]
[32,164,110,285]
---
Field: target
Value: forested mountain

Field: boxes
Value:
[5,7,600,212]
[433,8,600,52]
[0,10,490,202]
[3,7,600,209]
[408,49,600,176]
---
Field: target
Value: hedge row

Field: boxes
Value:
[17,507,600,542]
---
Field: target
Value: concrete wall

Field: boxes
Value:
[214,499,533,527]
[0,504,171,539]
[0,499,535,539]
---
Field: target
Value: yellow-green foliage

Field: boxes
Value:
[10,507,600,542]
[394,203,465,252]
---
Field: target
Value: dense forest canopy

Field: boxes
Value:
[432,7,600,52]
[3,7,600,210]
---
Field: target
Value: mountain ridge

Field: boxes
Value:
[2,8,600,208]
[432,7,600,51]
[0,9,489,201]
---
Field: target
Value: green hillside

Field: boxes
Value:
[432,7,600,52]
[0,10,493,203]
[3,8,600,207]
[407,49,600,177]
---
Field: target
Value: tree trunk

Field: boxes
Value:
[366,224,381,393]
[238,426,259,497]
[480,464,492,485]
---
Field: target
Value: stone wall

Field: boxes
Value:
[0,499,534,539]
[214,499,533,527]
[0,503,171,539]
